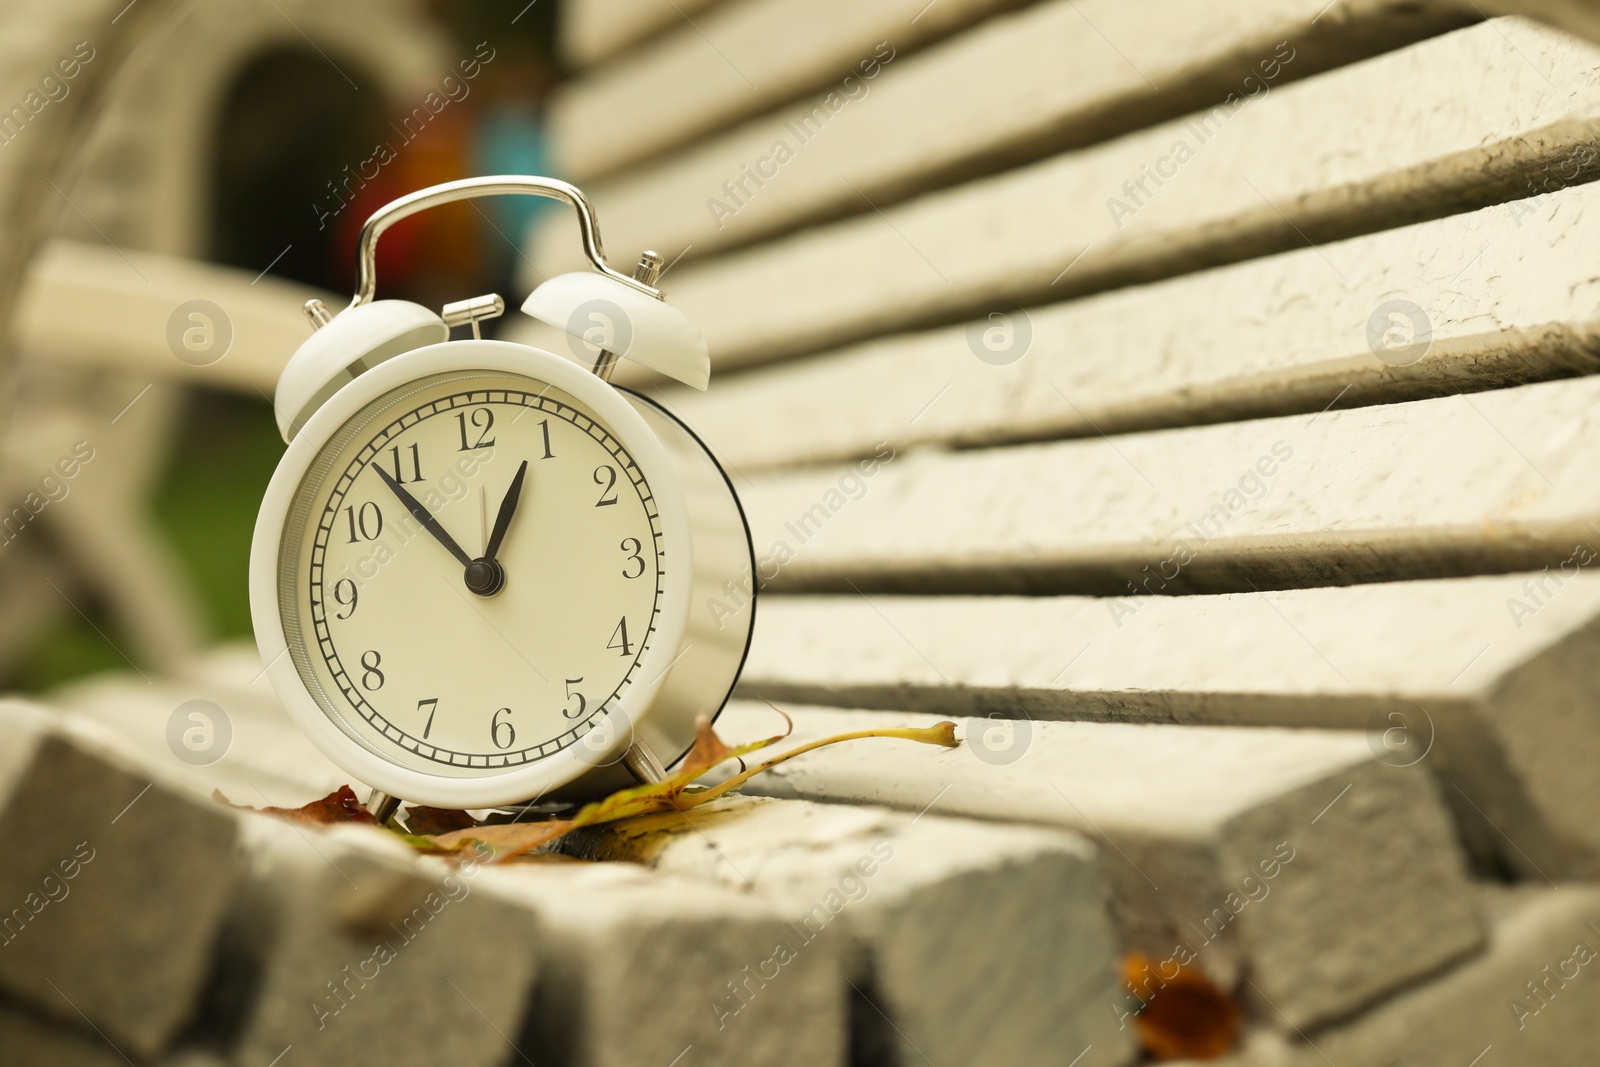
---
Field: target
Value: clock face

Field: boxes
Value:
[276,370,665,780]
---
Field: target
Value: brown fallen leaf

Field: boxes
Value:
[400,805,478,836]
[213,784,377,827]
[216,706,959,865]
[1122,952,1242,1061]
[414,703,960,863]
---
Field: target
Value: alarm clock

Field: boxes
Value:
[249,176,756,817]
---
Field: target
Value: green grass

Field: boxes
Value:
[149,391,286,638]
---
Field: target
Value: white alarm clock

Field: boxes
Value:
[249,176,755,817]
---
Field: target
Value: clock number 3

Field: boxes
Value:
[620,537,645,579]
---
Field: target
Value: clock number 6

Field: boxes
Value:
[360,650,384,690]
[620,537,645,579]
[492,707,516,750]
[564,678,586,719]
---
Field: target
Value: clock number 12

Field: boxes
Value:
[455,408,496,450]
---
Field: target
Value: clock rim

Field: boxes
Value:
[249,338,694,809]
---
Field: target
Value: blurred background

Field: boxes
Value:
[1,0,563,691]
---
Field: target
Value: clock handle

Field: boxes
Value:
[346,175,662,311]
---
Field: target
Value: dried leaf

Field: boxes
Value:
[219,710,959,861]
[401,805,478,835]
[687,710,958,807]
[1122,952,1242,1061]
[414,705,960,863]
[213,785,377,827]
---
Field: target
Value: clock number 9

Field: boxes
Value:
[564,677,586,719]
[620,537,645,579]
[492,706,516,750]
[594,465,618,506]
[360,650,384,690]
[332,579,358,619]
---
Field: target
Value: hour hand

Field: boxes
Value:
[483,460,528,564]
[373,465,473,568]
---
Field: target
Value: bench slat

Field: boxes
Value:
[1226,888,1600,1065]
[561,0,727,67]
[734,375,1600,594]
[1489,0,1600,42]
[662,181,1600,471]
[563,795,1130,1063]
[18,239,321,392]
[574,19,1600,368]
[541,0,1474,275]
[732,571,1600,877]
[554,0,1034,180]
[710,702,1484,1029]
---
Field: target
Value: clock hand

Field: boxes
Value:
[373,465,474,568]
[483,460,529,564]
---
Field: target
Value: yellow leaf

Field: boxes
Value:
[394,703,961,863]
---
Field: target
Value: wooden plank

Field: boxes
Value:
[539,0,1474,277]
[662,180,1600,471]
[731,571,1600,877]
[0,702,241,1059]
[476,859,848,1067]
[1491,0,1600,44]
[54,644,363,807]
[552,0,1033,180]
[561,0,727,68]
[16,239,325,393]
[0,538,68,677]
[0,1002,127,1067]
[0,0,179,383]
[708,703,1484,1029]
[226,819,542,1067]
[562,794,1133,1063]
[1218,888,1600,1065]
[552,18,1600,369]
[733,374,1600,594]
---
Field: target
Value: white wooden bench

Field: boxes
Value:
[0,0,440,675]
[9,1,1600,1064]
[527,1,1600,1062]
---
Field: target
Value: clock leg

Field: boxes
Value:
[622,741,667,784]
[365,788,401,824]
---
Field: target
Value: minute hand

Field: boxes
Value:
[374,465,473,567]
